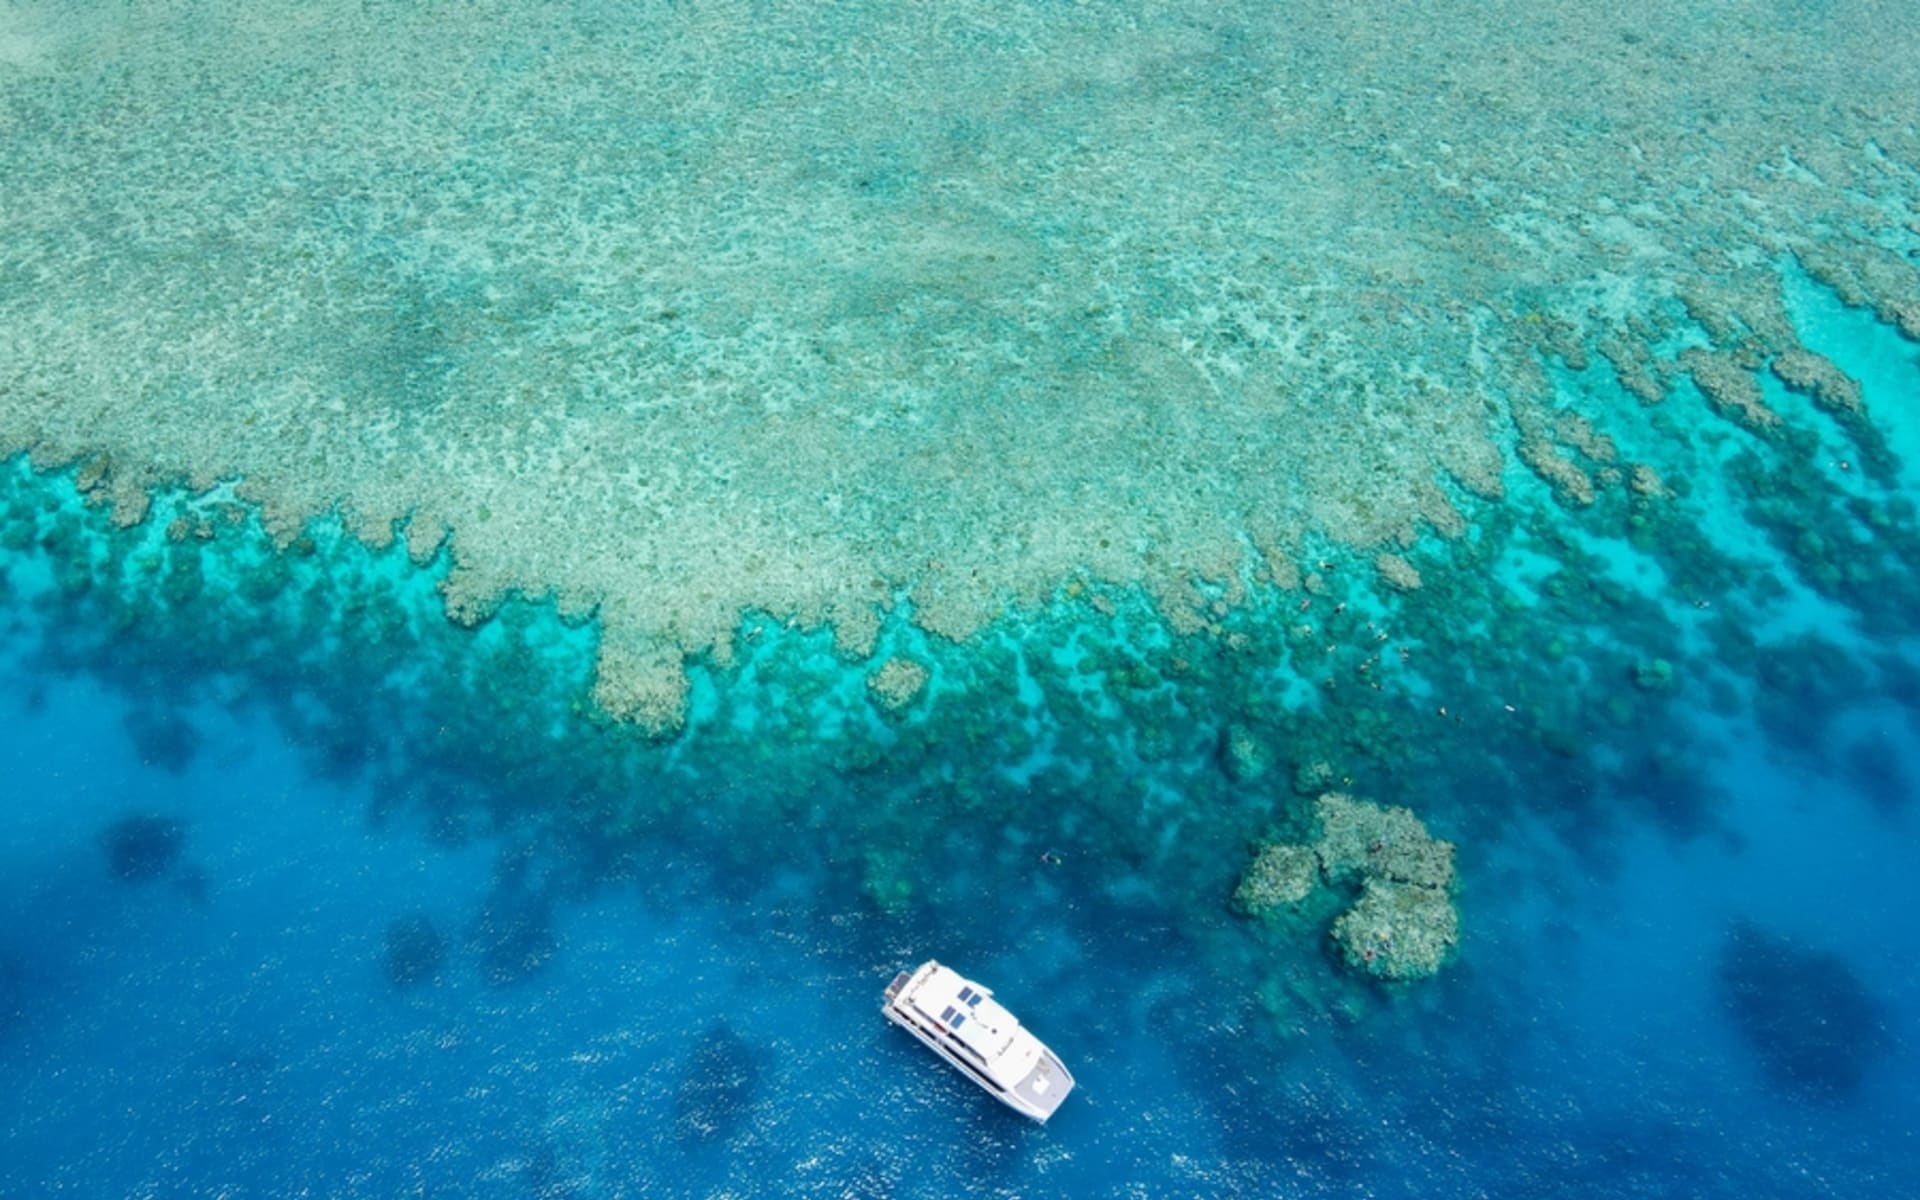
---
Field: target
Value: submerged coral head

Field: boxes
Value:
[99,815,187,884]
[1717,920,1892,1100]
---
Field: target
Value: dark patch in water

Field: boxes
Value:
[99,814,187,883]
[173,864,210,907]
[471,894,557,986]
[674,1021,761,1143]
[310,719,375,782]
[367,775,480,848]
[0,952,26,1034]
[1515,1114,1714,1197]
[185,1036,287,1157]
[208,1040,278,1096]
[1618,745,1727,841]
[121,706,201,772]
[1752,636,1871,761]
[425,808,474,847]
[1716,920,1891,1099]
[1266,1090,1373,1185]
[525,1141,582,1200]
[384,914,447,988]
[1840,728,1914,817]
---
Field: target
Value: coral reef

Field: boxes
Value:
[1312,793,1456,892]
[1770,351,1864,419]
[1632,658,1675,693]
[1519,439,1597,507]
[1682,350,1782,435]
[1627,465,1669,499]
[8,147,1920,1030]
[5,1,1919,732]
[1232,842,1318,917]
[859,847,915,914]
[1768,349,1897,480]
[590,633,689,738]
[1373,553,1423,593]
[1556,414,1618,465]
[1233,793,1459,981]
[866,656,930,714]
[1220,722,1276,784]
[1798,244,1920,342]
[1292,759,1337,797]
[1598,333,1669,405]
[1412,482,1470,541]
[1331,879,1460,982]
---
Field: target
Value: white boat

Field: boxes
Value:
[882,960,1075,1123]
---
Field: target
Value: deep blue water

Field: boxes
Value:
[3,579,1916,1199]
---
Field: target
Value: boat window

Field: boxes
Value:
[958,986,973,1002]
[949,1013,966,1029]
[940,1005,957,1023]
[966,993,982,1008]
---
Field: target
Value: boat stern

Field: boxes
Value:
[1008,1046,1075,1123]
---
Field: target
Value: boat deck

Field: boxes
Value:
[882,960,1074,1123]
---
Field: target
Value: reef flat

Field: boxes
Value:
[4,1,1920,729]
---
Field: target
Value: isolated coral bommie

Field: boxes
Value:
[1234,793,1460,981]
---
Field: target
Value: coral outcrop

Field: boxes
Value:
[1231,842,1318,917]
[1331,879,1461,982]
[1633,657,1675,692]
[866,656,931,714]
[1373,553,1423,593]
[1233,792,1459,981]
[1220,722,1276,783]
[1683,350,1783,435]
[1313,792,1456,892]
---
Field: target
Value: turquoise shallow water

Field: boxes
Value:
[5,2,1920,1196]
